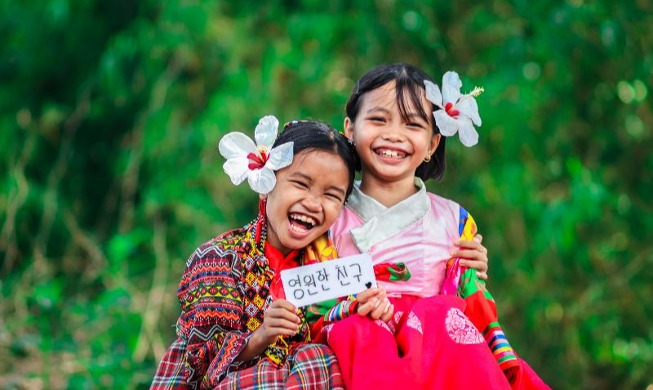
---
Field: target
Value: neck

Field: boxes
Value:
[265,239,296,258]
[359,174,419,208]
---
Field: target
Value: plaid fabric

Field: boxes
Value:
[214,344,344,390]
[151,337,190,389]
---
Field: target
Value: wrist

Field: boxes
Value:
[252,327,276,348]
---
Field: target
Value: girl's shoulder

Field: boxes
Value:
[425,191,476,231]
[425,191,463,213]
[184,226,251,268]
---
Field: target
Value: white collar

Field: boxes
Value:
[346,178,430,252]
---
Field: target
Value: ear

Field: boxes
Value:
[428,133,442,157]
[344,117,354,141]
[259,193,268,200]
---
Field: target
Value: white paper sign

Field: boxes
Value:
[280,253,376,307]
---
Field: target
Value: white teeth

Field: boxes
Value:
[378,149,404,158]
[290,214,316,227]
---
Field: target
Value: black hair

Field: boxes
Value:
[273,120,358,199]
[345,63,446,181]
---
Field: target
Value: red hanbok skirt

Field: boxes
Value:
[317,294,512,389]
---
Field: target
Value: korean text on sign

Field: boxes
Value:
[280,253,376,307]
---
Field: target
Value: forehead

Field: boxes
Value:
[285,150,348,183]
[360,80,429,112]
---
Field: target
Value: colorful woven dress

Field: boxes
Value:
[150,212,344,390]
[312,180,549,389]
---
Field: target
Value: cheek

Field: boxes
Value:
[323,201,344,226]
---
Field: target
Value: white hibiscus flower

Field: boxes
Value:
[218,115,294,194]
[424,71,484,147]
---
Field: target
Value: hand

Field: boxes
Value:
[452,234,489,280]
[356,288,394,322]
[257,299,301,345]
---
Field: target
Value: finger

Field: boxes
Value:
[357,298,380,316]
[454,239,483,250]
[453,249,488,261]
[266,307,301,324]
[474,234,483,243]
[459,259,488,272]
[476,271,488,281]
[356,288,381,302]
[380,304,394,323]
[265,315,302,330]
[369,299,389,320]
[270,299,297,312]
[357,290,382,306]
[264,324,299,338]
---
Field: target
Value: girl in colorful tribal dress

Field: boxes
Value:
[313,64,550,389]
[151,118,358,389]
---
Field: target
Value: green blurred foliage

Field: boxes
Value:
[1,0,652,388]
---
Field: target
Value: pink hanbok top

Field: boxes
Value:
[329,179,461,298]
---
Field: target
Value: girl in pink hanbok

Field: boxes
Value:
[311,63,550,390]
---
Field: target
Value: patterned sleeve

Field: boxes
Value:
[175,239,252,389]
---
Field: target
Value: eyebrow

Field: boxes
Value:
[366,107,390,115]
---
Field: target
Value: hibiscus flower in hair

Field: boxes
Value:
[424,71,484,147]
[218,115,294,194]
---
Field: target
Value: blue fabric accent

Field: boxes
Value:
[459,207,469,236]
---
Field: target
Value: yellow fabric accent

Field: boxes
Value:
[304,234,338,263]
[253,295,265,308]
[446,214,478,268]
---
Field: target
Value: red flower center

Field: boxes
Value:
[445,102,460,118]
[247,149,268,170]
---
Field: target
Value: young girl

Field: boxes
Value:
[150,118,358,389]
[312,64,550,389]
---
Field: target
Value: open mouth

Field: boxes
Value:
[288,213,317,233]
[375,148,407,159]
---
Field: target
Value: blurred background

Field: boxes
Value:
[1,0,651,388]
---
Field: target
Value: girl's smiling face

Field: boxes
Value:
[345,81,441,190]
[264,150,349,255]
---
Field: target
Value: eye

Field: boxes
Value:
[368,116,386,123]
[407,120,426,129]
[289,180,309,189]
[325,192,344,203]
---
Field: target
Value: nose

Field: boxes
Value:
[381,125,405,142]
[302,192,322,212]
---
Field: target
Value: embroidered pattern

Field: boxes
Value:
[445,307,484,344]
[374,319,393,333]
[406,311,423,335]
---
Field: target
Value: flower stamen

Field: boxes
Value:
[468,86,484,97]
[247,149,268,170]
